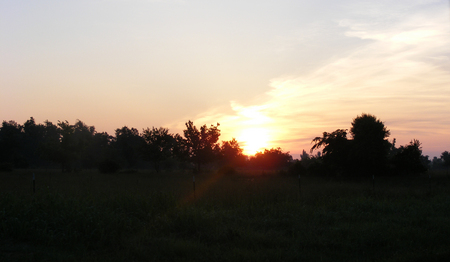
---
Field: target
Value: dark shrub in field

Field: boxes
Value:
[98,159,121,173]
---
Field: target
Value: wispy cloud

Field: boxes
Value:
[188,1,450,157]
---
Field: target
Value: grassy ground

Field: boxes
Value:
[1,169,450,261]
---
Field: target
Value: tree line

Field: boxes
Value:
[0,114,448,176]
[0,117,291,173]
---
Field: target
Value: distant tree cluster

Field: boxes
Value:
[249,148,292,170]
[0,117,290,173]
[305,113,433,177]
[431,151,450,174]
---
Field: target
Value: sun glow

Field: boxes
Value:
[238,128,270,156]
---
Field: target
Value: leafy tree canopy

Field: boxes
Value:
[220,138,245,167]
[142,127,175,172]
[183,121,221,171]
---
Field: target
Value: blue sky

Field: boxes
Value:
[1,0,449,157]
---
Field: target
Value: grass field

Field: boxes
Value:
[1,169,450,261]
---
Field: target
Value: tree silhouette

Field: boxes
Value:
[349,113,391,175]
[311,129,350,175]
[0,120,24,169]
[38,120,62,168]
[71,120,96,170]
[171,133,188,162]
[220,138,245,167]
[442,151,450,175]
[142,127,175,172]
[183,121,220,172]
[90,132,117,173]
[251,147,292,170]
[20,117,46,168]
[115,126,144,169]
[57,120,83,172]
[391,139,428,175]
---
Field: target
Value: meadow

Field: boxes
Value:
[1,169,450,262]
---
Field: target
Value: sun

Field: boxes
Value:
[238,128,270,156]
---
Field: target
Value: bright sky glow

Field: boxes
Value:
[238,128,270,156]
[1,0,449,158]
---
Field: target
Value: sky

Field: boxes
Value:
[1,0,449,158]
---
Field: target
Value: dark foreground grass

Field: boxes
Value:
[1,169,450,261]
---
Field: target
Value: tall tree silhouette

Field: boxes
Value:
[350,114,390,175]
[57,120,78,172]
[183,121,220,172]
[39,120,62,168]
[442,151,450,175]
[172,133,188,161]
[22,117,46,168]
[0,120,23,168]
[115,126,144,168]
[72,120,96,169]
[90,132,116,171]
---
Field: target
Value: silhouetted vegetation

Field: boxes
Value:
[115,126,145,169]
[0,114,445,177]
[441,151,450,175]
[309,113,432,177]
[183,121,221,172]
[350,113,391,175]
[219,138,246,167]
[311,128,350,175]
[249,147,292,170]
[391,139,429,175]
[142,127,175,172]
[0,118,253,173]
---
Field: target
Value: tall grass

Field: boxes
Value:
[1,169,450,261]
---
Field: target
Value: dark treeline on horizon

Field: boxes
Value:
[0,117,291,173]
[0,114,449,176]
